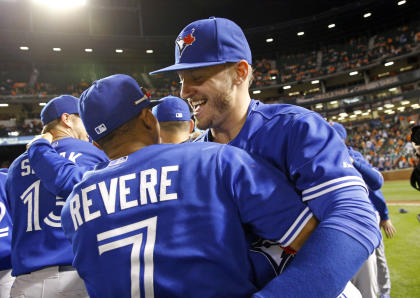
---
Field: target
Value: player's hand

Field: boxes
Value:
[26,132,54,150]
[380,219,396,239]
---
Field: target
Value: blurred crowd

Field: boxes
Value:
[1,22,419,97]
[346,114,419,171]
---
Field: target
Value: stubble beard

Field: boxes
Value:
[195,80,234,131]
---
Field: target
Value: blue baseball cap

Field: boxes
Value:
[149,17,252,75]
[152,96,191,122]
[329,122,347,140]
[40,95,79,125]
[79,74,162,141]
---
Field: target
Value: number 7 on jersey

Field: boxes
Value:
[97,216,157,298]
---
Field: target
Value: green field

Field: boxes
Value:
[381,180,420,298]
[382,180,420,202]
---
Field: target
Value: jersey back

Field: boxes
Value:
[61,142,312,298]
[6,137,108,275]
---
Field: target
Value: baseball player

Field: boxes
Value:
[152,95,194,143]
[330,122,396,298]
[0,171,14,298]
[5,95,108,298]
[150,17,381,297]
[26,74,319,297]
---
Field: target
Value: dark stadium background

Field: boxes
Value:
[0,0,419,171]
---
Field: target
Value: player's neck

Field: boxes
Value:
[211,96,250,144]
[105,141,149,160]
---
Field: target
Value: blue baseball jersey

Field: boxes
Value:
[0,172,12,270]
[195,99,380,253]
[348,147,383,191]
[61,142,313,298]
[6,137,108,276]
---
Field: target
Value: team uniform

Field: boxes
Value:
[6,137,107,297]
[347,146,391,298]
[0,172,14,298]
[57,141,315,298]
[195,99,381,296]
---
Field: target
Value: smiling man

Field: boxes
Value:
[151,17,381,297]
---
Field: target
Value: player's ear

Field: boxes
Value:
[60,113,72,128]
[189,119,194,134]
[233,60,249,85]
[142,108,158,131]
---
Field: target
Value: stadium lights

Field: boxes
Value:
[350,115,357,119]
[297,32,304,36]
[115,49,123,53]
[33,0,87,10]
[354,110,362,115]
[288,92,300,96]
[53,47,61,52]
[0,104,9,107]
[283,85,291,89]
[384,61,394,67]
[397,107,405,111]
[388,87,397,92]
[398,0,406,5]
[84,48,93,52]
[377,107,383,111]
[384,103,395,109]
[330,101,338,105]
[8,131,19,137]
[339,112,348,117]
[311,80,319,84]
[266,38,274,43]
[363,12,372,18]
[362,112,370,116]
[349,71,358,76]
[270,75,277,80]
[253,90,261,94]
[401,100,410,105]
[19,46,29,51]
[315,103,323,109]
[332,116,337,119]
[39,102,46,106]
[410,120,416,124]
[328,24,335,29]
[146,50,154,54]
[412,104,420,109]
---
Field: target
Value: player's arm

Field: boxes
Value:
[27,136,88,198]
[217,145,316,252]
[254,113,381,297]
[348,148,384,190]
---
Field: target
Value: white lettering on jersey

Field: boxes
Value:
[343,161,354,168]
[21,159,35,176]
[120,173,138,210]
[70,194,83,230]
[68,166,179,231]
[160,166,179,201]
[140,169,158,205]
[82,184,101,222]
[98,178,118,214]
[59,152,83,163]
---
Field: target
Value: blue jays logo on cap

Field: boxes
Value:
[176,28,196,57]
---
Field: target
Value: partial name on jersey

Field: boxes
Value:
[69,165,179,231]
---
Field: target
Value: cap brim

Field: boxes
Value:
[149,61,229,75]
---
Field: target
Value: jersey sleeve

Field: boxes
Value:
[217,145,313,247]
[369,189,389,220]
[283,112,367,201]
[28,139,89,198]
[348,147,383,191]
